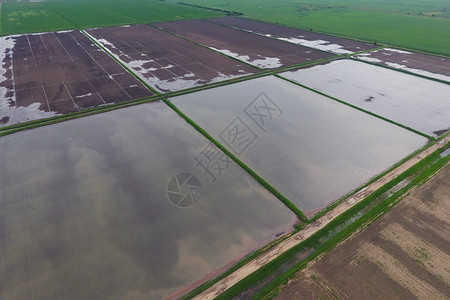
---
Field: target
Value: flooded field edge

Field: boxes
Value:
[204,142,449,300]
[0,100,296,300]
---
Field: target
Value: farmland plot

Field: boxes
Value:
[281,59,450,137]
[355,48,450,82]
[86,24,259,92]
[155,20,334,69]
[276,162,450,299]
[0,30,153,127]
[170,76,426,215]
[208,17,377,54]
[0,101,295,299]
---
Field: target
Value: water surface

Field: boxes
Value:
[281,59,450,136]
[171,76,427,215]
[0,101,295,299]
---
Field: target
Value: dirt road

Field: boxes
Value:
[193,136,448,300]
[276,150,450,299]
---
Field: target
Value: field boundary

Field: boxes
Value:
[189,135,449,299]
[163,98,308,222]
[148,23,264,71]
[81,30,160,94]
[202,18,338,57]
[0,95,162,137]
[238,16,450,58]
[275,74,434,140]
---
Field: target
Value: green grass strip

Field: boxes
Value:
[309,139,434,221]
[275,74,434,140]
[214,147,449,300]
[163,98,307,221]
[0,95,162,137]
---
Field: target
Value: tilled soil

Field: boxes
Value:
[276,162,450,300]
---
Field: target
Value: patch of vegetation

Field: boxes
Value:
[1,0,224,35]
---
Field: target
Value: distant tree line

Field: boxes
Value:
[177,2,243,16]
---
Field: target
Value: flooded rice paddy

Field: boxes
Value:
[171,76,427,216]
[0,101,295,299]
[355,48,450,82]
[281,59,450,137]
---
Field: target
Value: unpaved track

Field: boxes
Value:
[276,147,450,299]
[192,136,448,300]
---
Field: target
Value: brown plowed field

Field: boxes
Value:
[155,20,334,69]
[0,30,152,126]
[355,48,450,82]
[276,162,450,300]
[86,25,259,92]
[208,17,377,54]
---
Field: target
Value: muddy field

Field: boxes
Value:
[0,30,152,127]
[0,100,295,300]
[276,162,450,299]
[155,20,334,69]
[355,48,450,82]
[208,17,377,55]
[86,25,259,92]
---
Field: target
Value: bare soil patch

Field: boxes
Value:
[0,30,153,127]
[355,48,450,82]
[86,24,259,92]
[208,17,377,54]
[155,20,334,69]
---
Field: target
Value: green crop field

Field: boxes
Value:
[0,0,224,35]
[168,0,450,56]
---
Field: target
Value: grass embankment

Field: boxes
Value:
[163,98,308,222]
[0,95,162,137]
[210,143,449,300]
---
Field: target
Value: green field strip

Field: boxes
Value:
[81,30,160,95]
[163,98,308,222]
[275,74,434,141]
[350,56,450,85]
[0,95,162,137]
[147,24,264,72]
[212,146,450,300]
